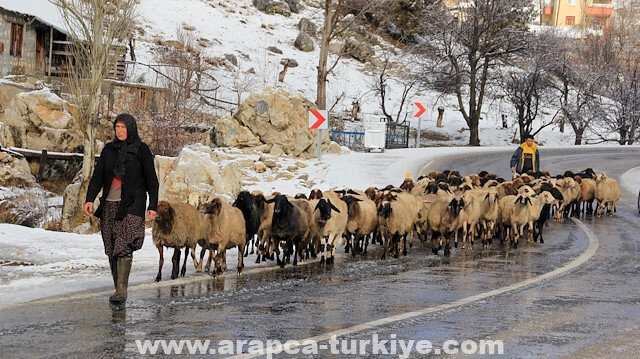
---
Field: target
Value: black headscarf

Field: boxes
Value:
[112,113,142,180]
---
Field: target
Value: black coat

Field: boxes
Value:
[86,141,159,220]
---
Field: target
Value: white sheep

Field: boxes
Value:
[509,191,557,246]
[595,173,621,217]
[377,192,419,259]
[201,197,246,277]
[152,201,205,281]
[341,194,378,256]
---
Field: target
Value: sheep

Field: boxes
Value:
[460,187,500,248]
[312,194,348,264]
[530,182,564,243]
[254,192,276,263]
[232,191,261,257]
[418,194,464,256]
[377,191,420,259]
[553,177,580,222]
[579,177,597,215]
[508,191,557,247]
[595,173,621,217]
[152,201,205,281]
[201,197,246,277]
[456,189,484,249]
[340,194,378,257]
[268,194,311,267]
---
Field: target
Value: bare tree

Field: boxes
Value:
[145,28,217,155]
[50,0,137,228]
[419,0,535,145]
[501,31,560,141]
[369,55,418,123]
[598,0,640,145]
[316,0,379,110]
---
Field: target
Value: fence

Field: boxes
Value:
[330,120,411,151]
[330,131,364,151]
[385,121,410,149]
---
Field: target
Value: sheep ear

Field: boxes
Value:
[329,201,341,213]
[314,200,322,211]
[264,197,275,204]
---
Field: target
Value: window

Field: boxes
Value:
[10,23,23,57]
[567,0,576,5]
[566,16,576,25]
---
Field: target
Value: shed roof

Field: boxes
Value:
[0,0,68,34]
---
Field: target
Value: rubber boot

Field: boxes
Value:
[109,255,132,305]
[109,258,118,289]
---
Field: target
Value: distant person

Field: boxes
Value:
[510,134,540,175]
[83,113,159,305]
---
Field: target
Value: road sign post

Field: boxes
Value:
[309,109,328,160]
[414,101,426,148]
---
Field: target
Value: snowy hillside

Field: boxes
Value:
[130,0,578,146]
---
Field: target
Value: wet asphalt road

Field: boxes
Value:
[1,147,639,358]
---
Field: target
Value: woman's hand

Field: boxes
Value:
[146,209,157,222]
[83,202,94,217]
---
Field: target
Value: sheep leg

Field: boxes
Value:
[180,247,189,277]
[431,231,440,255]
[155,245,164,282]
[402,233,408,256]
[171,247,181,280]
[293,242,299,266]
[191,246,201,272]
[237,244,244,275]
[275,241,284,268]
[443,233,451,257]
[204,249,214,272]
[320,241,327,263]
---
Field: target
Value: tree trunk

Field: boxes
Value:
[316,0,332,110]
[278,65,289,82]
[437,107,444,127]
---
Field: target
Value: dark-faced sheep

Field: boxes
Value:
[268,194,311,267]
[202,198,246,277]
[313,195,348,264]
[152,201,204,281]
[377,191,419,259]
[233,191,261,257]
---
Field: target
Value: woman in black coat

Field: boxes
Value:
[83,113,159,305]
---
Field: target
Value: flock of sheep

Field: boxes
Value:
[150,167,622,280]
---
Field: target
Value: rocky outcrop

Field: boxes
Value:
[0,151,37,188]
[0,89,83,153]
[294,32,315,52]
[342,37,375,63]
[157,145,245,207]
[212,88,337,158]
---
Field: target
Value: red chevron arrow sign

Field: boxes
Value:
[309,109,328,130]
[414,101,426,117]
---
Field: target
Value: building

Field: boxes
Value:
[0,0,71,79]
[541,0,614,30]
[0,0,126,81]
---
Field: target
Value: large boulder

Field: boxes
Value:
[0,89,82,153]
[342,37,375,63]
[230,87,332,158]
[0,151,37,187]
[158,145,245,207]
[294,32,314,52]
[210,116,262,148]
